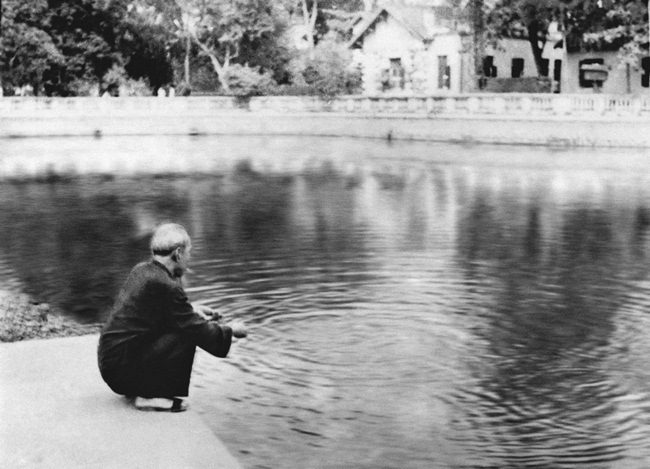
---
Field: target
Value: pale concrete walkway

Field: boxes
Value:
[0,334,243,469]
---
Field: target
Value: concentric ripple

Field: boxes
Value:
[3,136,650,468]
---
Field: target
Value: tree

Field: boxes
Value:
[173,0,288,93]
[1,0,64,95]
[320,0,367,41]
[0,0,172,96]
[471,0,487,85]
[44,0,128,95]
[286,0,365,53]
[137,0,294,93]
[121,2,175,90]
[299,0,318,51]
[1,0,3,93]
[582,0,648,75]
[438,0,490,89]
[487,0,560,76]
[132,0,194,86]
[486,0,648,79]
[289,36,362,95]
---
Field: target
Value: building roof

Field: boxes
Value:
[349,5,455,48]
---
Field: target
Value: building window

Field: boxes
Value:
[511,58,524,78]
[642,57,650,88]
[438,55,450,89]
[483,56,497,78]
[388,58,405,90]
[540,59,550,77]
[579,58,604,88]
[553,59,562,93]
[554,60,562,81]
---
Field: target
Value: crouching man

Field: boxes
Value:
[97,223,247,412]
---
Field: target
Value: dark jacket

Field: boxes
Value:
[98,260,232,372]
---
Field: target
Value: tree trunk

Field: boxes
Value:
[191,34,231,92]
[472,0,485,89]
[184,35,191,85]
[560,5,570,94]
[0,0,3,96]
[301,0,317,57]
[527,21,547,76]
[626,63,631,93]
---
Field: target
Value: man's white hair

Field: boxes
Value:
[150,223,191,254]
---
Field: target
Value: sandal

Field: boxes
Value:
[134,396,188,412]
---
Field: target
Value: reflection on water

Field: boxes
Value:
[3,136,650,468]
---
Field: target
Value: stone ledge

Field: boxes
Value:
[0,334,243,469]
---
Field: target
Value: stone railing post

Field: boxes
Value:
[553,96,572,116]
[426,97,435,114]
[362,97,372,113]
[594,96,607,115]
[467,96,480,114]
[521,96,532,115]
[444,97,455,114]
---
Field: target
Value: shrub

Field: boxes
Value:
[222,64,276,97]
[68,79,100,97]
[269,84,318,96]
[482,77,552,93]
[102,64,127,96]
[121,78,152,97]
[176,81,192,96]
[288,39,362,97]
[101,64,152,96]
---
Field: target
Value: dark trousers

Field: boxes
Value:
[102,333,196,398]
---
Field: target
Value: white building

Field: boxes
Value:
[350,4,650,95]
[349,5,542,95]
[484,38,538,80]
[349,5,474,95]
[543,39,650,94]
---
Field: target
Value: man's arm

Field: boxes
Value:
[191,303,247,337]
[169,287,233,357]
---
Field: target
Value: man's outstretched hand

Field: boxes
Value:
[193,303,222,321]
[230,321,248,339]
[194,303,246,338]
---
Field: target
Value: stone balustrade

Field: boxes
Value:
[3,94,650,147]
[2,94,650,119]
[248,94,650,117]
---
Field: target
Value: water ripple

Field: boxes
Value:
[4,138,650,468]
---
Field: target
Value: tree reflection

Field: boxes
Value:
[0,178,190,323]
[452,170,650,466]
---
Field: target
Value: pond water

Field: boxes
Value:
[3,135,650,468]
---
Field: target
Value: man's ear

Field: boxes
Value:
[172,247,181,262]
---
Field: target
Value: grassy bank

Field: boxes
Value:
[0,291,101,342]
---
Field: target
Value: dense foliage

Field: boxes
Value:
[1,0,368,96]
[1,0,173,95]
[2,0,648,95]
